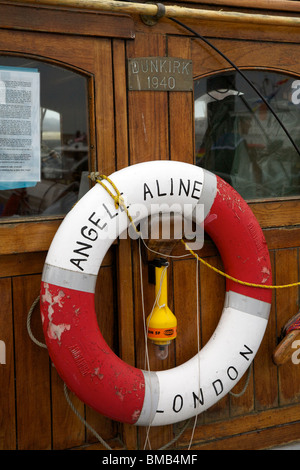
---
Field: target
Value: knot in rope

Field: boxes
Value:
[89,173,124,209]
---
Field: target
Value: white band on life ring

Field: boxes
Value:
[40,160,272,426]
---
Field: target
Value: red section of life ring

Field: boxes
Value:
[207,176,271,303]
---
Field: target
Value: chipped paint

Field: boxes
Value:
[131,409,141,422]
[42,282,70,343]
[115,387,125,401]
[48,322,70,341]
[92,367,104,380]
[216,184,245,221]
[261,266,271,284]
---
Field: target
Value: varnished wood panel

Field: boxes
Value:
[250,200,300,229]
[136,12,300,45]
[254,252,278,411]
[51,369,85,450]
[192,37,300,79]
[0,29,95,71]
[0,2,135,39]
[179,402,300,450]
[264,226,300,250]
[0,278,16,450]
[187,420,300,450]
[168,36,194,164]
[0,243,106,279]
[200,255,229,423]
[0,220,61,255]
[0,251,46,277]
[276,249,300,406]
[13,275,51,449]
[177,0,300,11]
[173,258,199,366]
[94,39,116,176]
[127,33,169,164]
[113,39,130,172]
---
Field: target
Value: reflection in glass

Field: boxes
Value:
[194,71,300,199]
[0,57,90,218]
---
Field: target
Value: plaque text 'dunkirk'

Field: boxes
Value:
[128,57,193,92]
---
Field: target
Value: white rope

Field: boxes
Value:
[139,238,152,374]
[63,383,112,450]
[138,237,153,450]
[229,362,253,397]
[140,234,191,260]
[26,295,47,349]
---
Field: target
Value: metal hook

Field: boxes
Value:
[140,2,166,26]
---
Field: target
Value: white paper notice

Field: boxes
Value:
[0,67,40,185]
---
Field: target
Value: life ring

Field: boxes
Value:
[40,160,272,426]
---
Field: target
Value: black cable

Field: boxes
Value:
[169,16,300,157]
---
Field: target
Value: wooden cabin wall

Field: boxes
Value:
[0,1,300,450]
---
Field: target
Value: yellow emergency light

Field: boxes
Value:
[146,259,177,360]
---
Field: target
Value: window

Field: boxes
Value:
[194,71,300,200]
[0,57,90,219]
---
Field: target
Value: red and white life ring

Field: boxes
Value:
[40,161,272,426]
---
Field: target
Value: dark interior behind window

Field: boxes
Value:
[194,71,300,200]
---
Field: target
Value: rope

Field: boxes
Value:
[26,295,47,349]
[92,173,300,290]
[181,240,300,290]
[63,383,113,450]
[229,363,253,397]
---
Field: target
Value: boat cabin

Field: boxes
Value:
[0,0,300,450]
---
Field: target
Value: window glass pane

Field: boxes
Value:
[0,57,90,219]
[194,71,300,199]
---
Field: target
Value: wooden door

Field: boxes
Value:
[123,30,300,449]
[0,3,134,450]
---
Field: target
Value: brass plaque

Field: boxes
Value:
[128,57,193,92]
